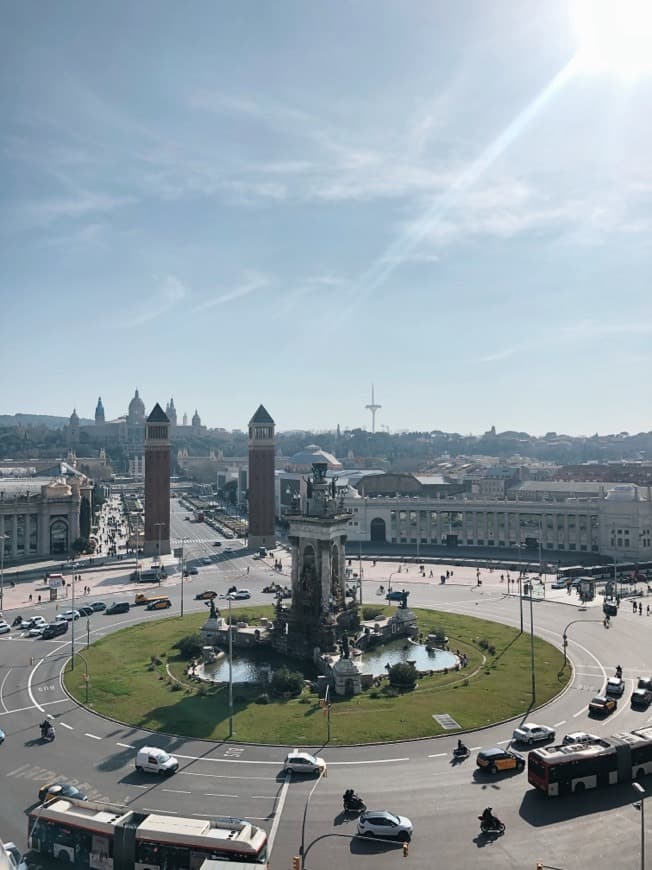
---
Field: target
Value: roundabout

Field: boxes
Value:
[1,557,651,870]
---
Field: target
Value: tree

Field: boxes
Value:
[80,496,91,540]
[388,662,418,690]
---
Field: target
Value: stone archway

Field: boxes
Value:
[370,517,386,543]
[50,519,69,555]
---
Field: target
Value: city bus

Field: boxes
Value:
[528,727,652,796]
[27,797,269,869]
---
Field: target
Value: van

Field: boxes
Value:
[135,746,179,775]
[41,622,68,639]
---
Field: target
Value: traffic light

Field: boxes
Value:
[292,857,301,870]
[536,863,543,870]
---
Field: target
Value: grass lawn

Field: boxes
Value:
[63,606,568,745]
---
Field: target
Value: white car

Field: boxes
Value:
[562,732,600,746]
[24,616,48,631]
[512,722,556,745]
[283,751,326,775]
[0,620,10,635]
[28,624,47,637]
[606,677,625,696]
[357,810,413,842]
[56,610,81,622]
[551,579,568,589]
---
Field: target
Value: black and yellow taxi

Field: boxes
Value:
[194,590,217,600]
[145,597,172,611]
[476,747,525,775]
[589,694,617,716]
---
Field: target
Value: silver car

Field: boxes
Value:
[358,810,413,842]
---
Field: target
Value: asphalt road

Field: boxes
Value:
[1,506,651,869]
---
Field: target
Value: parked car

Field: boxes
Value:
[357,810,413,842]
[0,727,5,744]
[0,620,10,635]
[512,723,556,745]
[551,579,568,589]
[194,590,217,600]
[631,688,652,709]
[589,695,617,716]
[105,601,130,615]
[213,541,222,547]
[90,601,106,612]
[637,677,652,691]
[38,782,87,803]
[605,677,625,696]
[283,751,326,775]
[386,589,409,602]
[476,747,525,775]
[562,732,600,745]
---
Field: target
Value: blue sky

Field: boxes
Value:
[2,1,652,435]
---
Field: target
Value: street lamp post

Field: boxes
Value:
[633,782,646,870]
[0,532,8,612]
[387,571,400,593]
[299,765,327,870]
[70,557,76,670]
[154,522,165,583]
[561,617,605,670]
[228,595,234,739]
[180,541,185,618]
[528,580,536,704]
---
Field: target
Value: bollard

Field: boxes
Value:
[402,842,409,857]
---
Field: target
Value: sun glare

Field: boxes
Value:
[573,0,652,79]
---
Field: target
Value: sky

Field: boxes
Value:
[2,1,652,436]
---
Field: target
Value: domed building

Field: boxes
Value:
[128,389,146,426]
[286,444,342,473]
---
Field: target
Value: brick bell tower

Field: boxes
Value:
[248,405,276,550]
[144,403,171,557]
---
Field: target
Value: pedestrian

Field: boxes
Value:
[38,594,41,604]
[429,569,433,578]
[29,593,32,602]
[647,605,650,616]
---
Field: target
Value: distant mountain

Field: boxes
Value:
[0,413,93,429]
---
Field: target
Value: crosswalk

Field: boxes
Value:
[6,762,116,804]
[171,538,215,545]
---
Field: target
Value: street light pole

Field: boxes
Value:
[228,595,233,738]
[0,532,7,613]
[633,782,646,870]
[529,581,536,704]
[180,542,185,618]
[299,765,327,870]
[70,558,76,671]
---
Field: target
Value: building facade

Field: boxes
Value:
[248,405,276,550]
[144,403,171,557]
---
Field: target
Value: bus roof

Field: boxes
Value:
[531,740,612,762]
[134,814,267,853]
[32,798,132,833]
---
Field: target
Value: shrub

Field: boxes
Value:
[270,667,304,697]
[388,662,418,690]
[362,606,384,621]
[255,693,270,704]
[381,685,400,698]
[173,633,204,660]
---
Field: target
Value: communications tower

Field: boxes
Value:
[365,384,382,433]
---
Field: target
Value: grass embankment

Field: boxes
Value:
[64,607,568,745]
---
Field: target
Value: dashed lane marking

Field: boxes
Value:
[179,771,275,781]
[252,795,278,799]
[554,721,566,728]
[428,753,446,758]
[497,739,510,745]
[60,722,74,730]
[0,698,69,716]
[326,757,410,765]
[470,746,481,751]
[573,707,588,718]
[162,789,191,794]
[203,793,238,798]
[85,732,102,740]
[116,742,135,749]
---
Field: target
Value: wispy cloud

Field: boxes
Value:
[121,275,188,328]
[192,271,269,312]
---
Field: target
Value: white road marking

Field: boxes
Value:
[180,771,274,781]
[470,746,482,751]
[553,721,566,728]
[60,722,74,730]
[143,807,177,814]
[162,789,191,794]
[0,698,69,716]
[251,795,277,799]
[26,658,46,714]
[85,733,102,740]
[497,739,510,745]
[203,793,238,798]
[0,668,12,713]
[327,757,410,765]
[116,742,135,749]
[268,774,290,855]
[428,752,446,758]
[7,764,32,777]
[573,707,588,718]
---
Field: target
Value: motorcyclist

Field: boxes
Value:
[616,665,623,678]
[343,789,361,808]
[480,807,498,828]
[456,739,468,755]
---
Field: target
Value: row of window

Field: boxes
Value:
[390,536,600,551]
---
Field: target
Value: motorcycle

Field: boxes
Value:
[343,791,366,814]
[479,816,505,835]
[453,746,470,761]
[40,721,55,742]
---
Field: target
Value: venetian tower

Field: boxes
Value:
[144,403,171,557]
[247,405,276,550]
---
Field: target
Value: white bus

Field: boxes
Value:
[28,798,268,869]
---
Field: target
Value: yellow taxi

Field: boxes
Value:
[476,747,525,775]
[145,597,172,611]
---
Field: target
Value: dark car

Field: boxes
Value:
[386,589,409,602]
[41,622,68,639]
[637,677,652,691]
[194,590,217,600]
[631,688,652,709]
[476,747,525,775]
[105,601,130,615]
[39,782,87,803]
[77,606,94,618]
[90,601,106,612]
[213,541,222,547]
[589,695,617,716]
[146,598,171,610]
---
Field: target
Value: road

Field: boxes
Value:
[1,505,651,868]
